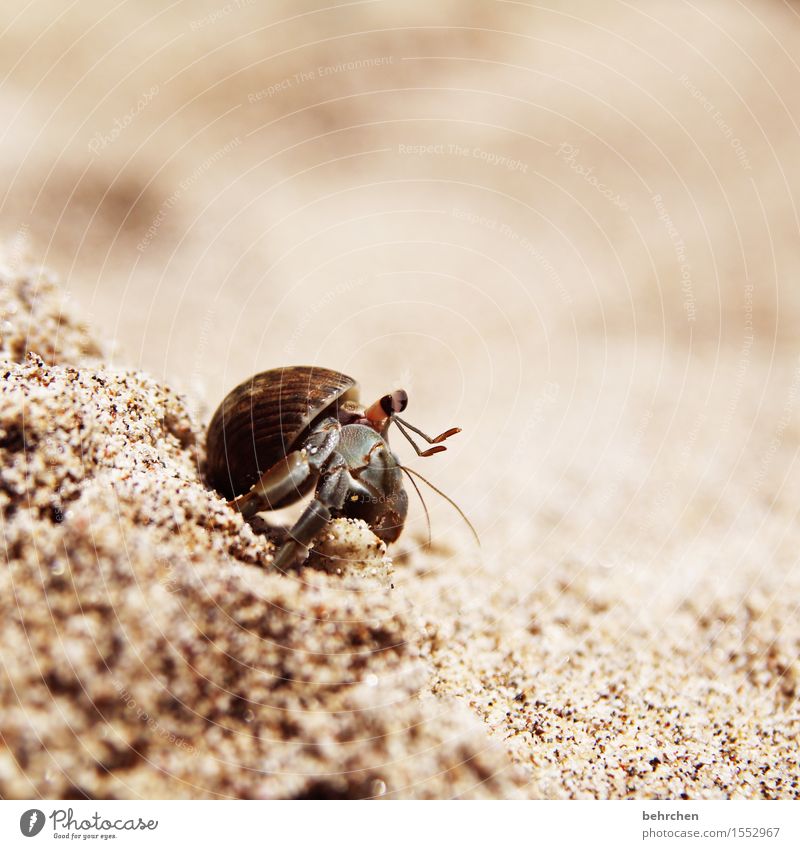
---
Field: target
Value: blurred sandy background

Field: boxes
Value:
[2,0,800,797]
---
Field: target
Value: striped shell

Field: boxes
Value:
[205,366,358,501]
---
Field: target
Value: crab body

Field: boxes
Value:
[205,366,456,569]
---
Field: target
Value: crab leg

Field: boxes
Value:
[228,417,341,519]
[271,451,366,570]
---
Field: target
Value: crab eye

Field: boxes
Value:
[391,389,408,413]
[368,390,409,429]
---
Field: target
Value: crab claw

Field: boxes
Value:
[432,427,461,443]
[419,445,448,457]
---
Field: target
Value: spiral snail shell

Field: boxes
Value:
[205,365,358,503]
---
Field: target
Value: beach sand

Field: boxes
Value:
[0,264,522,798]
[1,0,799,798]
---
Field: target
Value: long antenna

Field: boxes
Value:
[400,466,432,547]
[400,465,480,548]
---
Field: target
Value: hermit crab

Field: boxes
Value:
[205,366,472,569]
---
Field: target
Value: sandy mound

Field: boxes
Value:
[0,260,520,798]
[2,0,800,801]
[3,261,800,800]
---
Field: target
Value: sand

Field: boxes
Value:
[2,257,798,801]
[0,263,522,798]
[1,0,800,799]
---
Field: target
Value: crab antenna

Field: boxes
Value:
[400,465,480,548]
[400,466,432,547]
